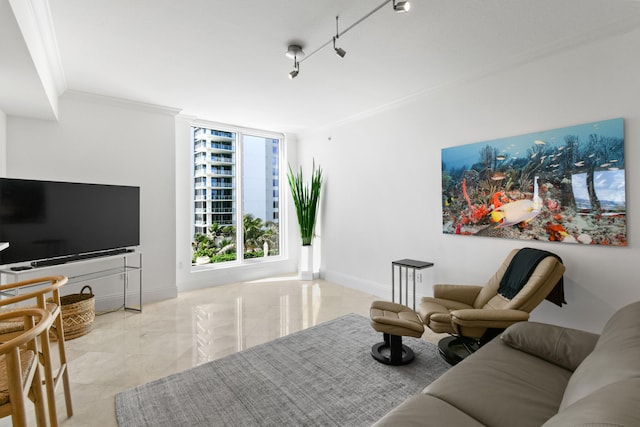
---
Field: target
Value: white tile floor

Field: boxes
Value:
[2,276,443,426]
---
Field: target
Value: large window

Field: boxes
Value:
[191,125,282,266]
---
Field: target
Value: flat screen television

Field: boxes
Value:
[0,178,140,266]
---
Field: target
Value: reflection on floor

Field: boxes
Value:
[1,276,443,427]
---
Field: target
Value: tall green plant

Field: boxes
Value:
[287,161,323,246]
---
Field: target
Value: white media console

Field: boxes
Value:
[0,250,143,312]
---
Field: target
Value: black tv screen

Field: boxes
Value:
[0,178,140,265]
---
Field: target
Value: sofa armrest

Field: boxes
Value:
[501,321,599,371]
[542,378,640,426]
[433,285,483,306]
[372,394,485,427]
[450,308,529,329]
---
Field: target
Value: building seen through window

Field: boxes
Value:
[192,126,281,265]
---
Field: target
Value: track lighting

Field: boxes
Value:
[288,58,299,79]
[333,16,346,58]
[393,0,410,13]
[285,0,410,78]
[286,45,304,79]
[333,38,346,58]
[285,45,305,60]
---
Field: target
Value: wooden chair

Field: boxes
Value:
[0,276,73,427]
[0,307,51,427]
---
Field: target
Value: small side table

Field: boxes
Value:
[392,259,434,310]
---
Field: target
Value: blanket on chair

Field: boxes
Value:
[498,247,565,306]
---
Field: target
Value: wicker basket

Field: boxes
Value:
[52,285,95,341]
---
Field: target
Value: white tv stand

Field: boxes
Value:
[0,250,143,312]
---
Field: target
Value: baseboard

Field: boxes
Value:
[298,271,319,281]
[322,270,390,299]
[321,269,431,303]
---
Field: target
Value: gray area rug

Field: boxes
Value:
[115,313,450,427]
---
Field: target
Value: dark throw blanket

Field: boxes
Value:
[498,247,566,306]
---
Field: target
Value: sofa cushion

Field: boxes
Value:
[425,337,572,427]
[501,321,599,371]
[372,394,484,427]
[543,378,640,426]
[559,301,640,410]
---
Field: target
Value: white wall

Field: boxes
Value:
[0,109,6,176]
[5,102,301,302]
[6,92,178,308]
[298,28,640,333]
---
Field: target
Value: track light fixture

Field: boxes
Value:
[286,45,303,79]
[393,0,411,13]
[285,44,305,61]
[333,38,346,58]
[285,0,410,78]
[333,16,346,58]
[288,57,299,79]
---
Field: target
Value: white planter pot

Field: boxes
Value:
[299,245,316,280]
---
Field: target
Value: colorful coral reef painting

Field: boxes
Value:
[441,118,626,246]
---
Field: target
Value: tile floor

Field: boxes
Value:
[2,276,444,427]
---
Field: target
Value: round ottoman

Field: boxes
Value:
[369,300,425,365]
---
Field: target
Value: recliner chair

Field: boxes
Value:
[418,247,565,364]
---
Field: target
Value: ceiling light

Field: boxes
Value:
[285,45,305,60]
[333,17,346,58]
[288,57,299,79]
[393,0,410,13]
[285,0,410,79]
[286,45,303,79]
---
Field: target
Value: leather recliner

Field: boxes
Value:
[418,247,565,364]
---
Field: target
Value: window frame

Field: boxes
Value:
[190,119,286,270]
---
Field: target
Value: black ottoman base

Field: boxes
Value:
[437,336,478,366]
[371,332,415,365]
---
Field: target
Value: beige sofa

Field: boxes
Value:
[373,301,640,426]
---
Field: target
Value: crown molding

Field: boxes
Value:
[62,90,182,117]
[8,0,66,119]
[27,0,67,94]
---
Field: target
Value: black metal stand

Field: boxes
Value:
[371,332,415,365]
[437,336,476,365]
[437,328,504,365]
[392,259,434,310]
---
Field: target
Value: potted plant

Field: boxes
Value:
[287,160,323,279]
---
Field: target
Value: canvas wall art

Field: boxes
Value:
[441,118,626,246]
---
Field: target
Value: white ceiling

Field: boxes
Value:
[3,0,640,133]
